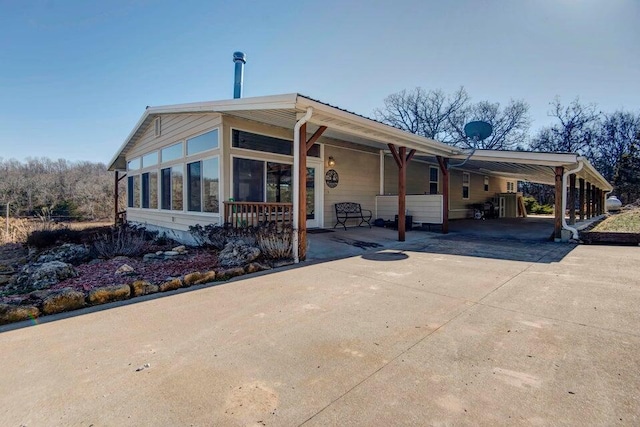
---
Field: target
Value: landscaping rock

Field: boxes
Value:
[158,278,183,292]
[87,284,131,305]
[245,262,271,274]
[184,271,216,286]
[37,243,91,266]
[216,267,245,280]
[0,303,39,325]
[130,280,159,297]
[115,264,135,275]
[143,253,164,262]
[172,245,187,254]
[163,251,180,257]
[12,261,78,293]
[41,288,86,315]
[218,241,261,268]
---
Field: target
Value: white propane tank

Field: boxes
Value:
[606,195,622,213]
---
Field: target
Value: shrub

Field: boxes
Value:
[256,223,293,260]
[92,224,149,258]
[26,228,84,249]
[523,196,554,215]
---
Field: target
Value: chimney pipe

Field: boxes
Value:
[233,51,246,99]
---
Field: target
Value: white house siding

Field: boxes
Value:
[448,170,510,219]
[323,144,380,228]
[128,113,222,159]
[125,113,223,242]
[384,157,441,195]
[375,195,443,224]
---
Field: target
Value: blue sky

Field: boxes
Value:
[1,0,638,163]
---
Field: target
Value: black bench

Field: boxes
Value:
[334,202,372,230]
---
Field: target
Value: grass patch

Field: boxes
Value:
[592,209,640,233]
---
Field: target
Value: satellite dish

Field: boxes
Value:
[464,121,493,142]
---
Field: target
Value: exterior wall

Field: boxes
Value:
[376,195,443,224]
[126,113,223,235]
[323,144,380,228]
[383,157,441,195]
[448,171,512,219]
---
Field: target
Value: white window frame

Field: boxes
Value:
[484,176,489,192]
[429,166,439,194]
[186,155,221,215]
[462,172,470,200]
[230,154,294,203]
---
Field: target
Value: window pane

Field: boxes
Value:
[308,144,321,158]
[141,173,150,208]
[187,129,219,155]
[463,187,469,199]
[203,158,219,213]
[232,129,292,156]
[142,152,158,168]
[161,168,171,210]
[161,143,183,163]
[149,171,158,209]
[132,175,140,208]
[187,162,202,212]
[463,173,470,184]
[127,176,134,207]
[430,167,438,182]
[430,182,438,194]
[128,158,140,171]
[171,165,183,210]
[267,162,292,203]
[233,157,264,202]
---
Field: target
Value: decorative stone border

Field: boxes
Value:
[0,261,280,326]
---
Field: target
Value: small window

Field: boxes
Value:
[462,172,470,199]
[429,167,439,194]
[308,143,321,158]
[154,117,161,137]
[161,143,183,163]
[127,158,140,171]
[507,181,515,192]
[232,129,292,156]
[187,129,219,156]
[484,176,489,192]
[142,152,158,168]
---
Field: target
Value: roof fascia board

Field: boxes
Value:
[148,93,298,115]
[453,149,579,166]
[108,109,152,170]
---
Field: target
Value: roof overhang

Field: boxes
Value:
[433,149,612,191]
[108,93,461,171]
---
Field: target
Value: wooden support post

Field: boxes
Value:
[578,178,585,221]
[297,124,326,261]
[554,166,564,239]
[114,171,119,226]
[568,174,576,225]
[591,186,597,218]
[298,123,308,261]
[388,144,415,242]
[586,182,592,218]
[597,188,602,215]
[436,156,449,234]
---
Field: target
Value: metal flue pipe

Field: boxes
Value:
[233,51,246,99]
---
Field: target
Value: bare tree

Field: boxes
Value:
[529,97,601,155]
[591,110,640,182]
[448,99,531,150]
[374,87,469,142]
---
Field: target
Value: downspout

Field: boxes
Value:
[293,107,313,263]
[562,158,585,240]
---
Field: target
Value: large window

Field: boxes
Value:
[462,172,470,199]
[160,166,183,210]
[429,167,439,194]
[161,143,183,163]
[187,158,220,212]
[233,157,292,203]
[232,129,320,158]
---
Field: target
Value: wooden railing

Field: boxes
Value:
[223,201,293,230]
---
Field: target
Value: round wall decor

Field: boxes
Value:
[325,169,339,188]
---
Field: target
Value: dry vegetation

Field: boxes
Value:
[592,208,640,233]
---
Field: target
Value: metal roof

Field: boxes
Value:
[108,93,612,191]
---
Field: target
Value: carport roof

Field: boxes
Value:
[108,93,612,191]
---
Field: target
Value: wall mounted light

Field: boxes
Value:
[328,156,336,167]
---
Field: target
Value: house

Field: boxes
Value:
[108,93,612,262]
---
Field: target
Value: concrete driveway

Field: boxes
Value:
[1,238,639,426]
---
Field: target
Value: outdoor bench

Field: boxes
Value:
[334,202,372,230]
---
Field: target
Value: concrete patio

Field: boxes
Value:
[1,232,638,426]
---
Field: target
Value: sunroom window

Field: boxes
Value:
[160,166,183,210]
[187,158,219,213]
[187,130,219,156]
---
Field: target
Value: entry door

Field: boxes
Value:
[306,161,323,228]
[498,197,506,218]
